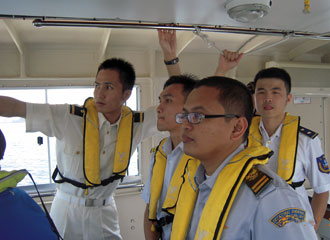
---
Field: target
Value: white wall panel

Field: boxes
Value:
[287,91,330,160]
[0,50,20,77]
[115,191,145,240]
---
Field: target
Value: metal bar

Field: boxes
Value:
[31,19,330,40]
[1,13,330,39]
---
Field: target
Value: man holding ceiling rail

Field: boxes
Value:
[142,29,244,240]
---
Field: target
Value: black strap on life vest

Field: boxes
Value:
[69,104,144,123]
[155,215,174,234]
[52,166,124,189]
[290,180,305,189]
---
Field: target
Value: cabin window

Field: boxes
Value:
[0,85,141,190]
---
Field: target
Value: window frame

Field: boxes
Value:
[0,81,146,194]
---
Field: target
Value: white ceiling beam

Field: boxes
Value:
[238,35,272,54]
[1,19,26,77]
[177,31,196,55]
[266,61,330,69]
[98,29,112,63]
[288,39,329,60]
[149,49,156,78]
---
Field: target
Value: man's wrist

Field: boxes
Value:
[214,68,227,77]
[164,57,179,65]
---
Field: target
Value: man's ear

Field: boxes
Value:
[286,93,292,104]
[123,90,132,102]
[231,117,248,141]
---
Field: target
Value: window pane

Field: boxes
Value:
[47,88,94,104]
[0,86,141,188]
[126,86,140,177]
[0,89,50,186]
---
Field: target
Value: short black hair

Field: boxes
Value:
[163,74,198,99]
[254,67,291,94]
[246,81,255,95]
[194,76,253,141]
[0,129,6,160]
[97,58,136,92]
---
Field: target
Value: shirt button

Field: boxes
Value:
[102,150,106,155]
[76,151,80,155]
[267,141,271,145]
[107,131,110,135]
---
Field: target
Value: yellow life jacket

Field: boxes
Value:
[52,97,144,189]
[148,138,199,231]
[248,114,300,184]
[170,146,273,240]
[83,97,135,186]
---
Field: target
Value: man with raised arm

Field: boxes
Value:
[171,76,317,239]
[142,74,198,240]
[158,29,181,76]
[142,30,245,240]
[159,28,244,78]
[0,58,158,240]
[142,29,198,240]
[214,49,243,77]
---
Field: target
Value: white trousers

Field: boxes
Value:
[50,190,122,240]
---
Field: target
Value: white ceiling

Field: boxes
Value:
[2,0,330,33]
[0,0,330,67]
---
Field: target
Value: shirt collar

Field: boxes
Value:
[259,119,283,139]
[195,143,246,189]
[98,112,121,129]
[162,137,184,156]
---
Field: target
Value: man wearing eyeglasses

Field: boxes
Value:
[170,77,317,239]
[142,29,244,240]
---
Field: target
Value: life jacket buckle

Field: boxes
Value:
[85,198,106,207]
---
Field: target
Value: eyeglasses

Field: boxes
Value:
[175,112,240,124]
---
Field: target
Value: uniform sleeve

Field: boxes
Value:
[25,103,71,140]
[303,136,330,193]
[252,187,317,240]
[141,105,159,140]
[141,152,156,203]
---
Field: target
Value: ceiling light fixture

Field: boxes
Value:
[225,0,272,23]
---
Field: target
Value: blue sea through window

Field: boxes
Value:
[0,86,140,187]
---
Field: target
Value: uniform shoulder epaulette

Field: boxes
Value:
[133,111,144,123]
[245,167,273,197]
[150,146,158,153]
[69,105,84,117]
[299,126,318,139]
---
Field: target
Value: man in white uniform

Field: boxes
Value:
[251,67,330,230]
[170,76,317,239]
[0,58,158,240]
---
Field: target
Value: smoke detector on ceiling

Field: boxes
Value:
[225,0,272,23]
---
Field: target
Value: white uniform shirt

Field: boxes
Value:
[141,137,184,240]
[259,120,330,202]
[187,144,317,240]
[25,103,158,240]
